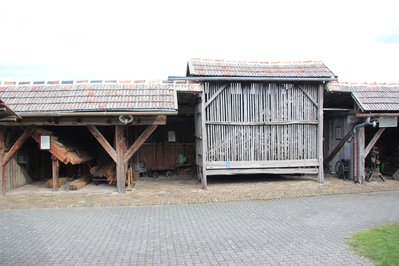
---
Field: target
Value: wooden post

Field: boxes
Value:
[0,127,6,195]
[365,128,385,157]
[357,127,365,184]
[87,125,117,163]
[317,84,324,183]
[115,125,126,194]
[51,155,59,191]
[201,90,208,189]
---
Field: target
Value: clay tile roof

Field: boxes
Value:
[0,80,201,115]
[326,81,399,112]
[187,58,336,78]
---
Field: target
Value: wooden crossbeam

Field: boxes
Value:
[365,128,386,157]
[124,125,158,163]
[324,126,354,164]
[2,126,36,166]
[298,86,319,108]
[87,125,117,163]
[204,85,228,109]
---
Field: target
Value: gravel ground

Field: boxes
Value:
[1,174,399,210]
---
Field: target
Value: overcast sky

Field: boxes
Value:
[1,0,398,82]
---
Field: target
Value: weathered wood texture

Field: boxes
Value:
[68,176,91,190]
[89,163,116,184]
[357,127,365,184]
[324,126,354,164]
[31,128,94,165]
[365,128,386,157]
[87,125,117,162]
[317,84,324,183]
[0,115,167,126]
[115,125,126,194]
[45,177,69,188]
[0,127,6,195]
[124,125,158,163]
[203,82,321,173]
[135,143,195,173]
[51,156,59,191]
[2,126,36,166]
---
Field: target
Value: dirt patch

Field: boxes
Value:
[1,174,399,210]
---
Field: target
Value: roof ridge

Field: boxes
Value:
[336,81,399,86]
[189,58,324,65]
[0,80,200,86]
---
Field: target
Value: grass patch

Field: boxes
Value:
[347,223,399,266]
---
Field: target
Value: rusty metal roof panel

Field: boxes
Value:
[0,81,194,115]
[187,59,336,78]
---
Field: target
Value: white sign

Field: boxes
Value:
[40,136,51,150]
[168,131,176,142]
[379,117,398,128]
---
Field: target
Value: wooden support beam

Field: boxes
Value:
[299,85,319,108]
[87,125,117,163]
[0,127,6,195]
[356,113,399,118]
[365,128,386,157]
[123,125,158,163]
[201,92,208,189]
[2,126,36,166]
[324,126,354,164]
[357,127,365,184]
[0,115,167,126]
[51,155,59,191]
[317,84,324,183]
[204,84,228,109]
[115,125,126,194]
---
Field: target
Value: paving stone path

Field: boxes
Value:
[1,191,398,265]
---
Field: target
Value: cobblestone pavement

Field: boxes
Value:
[1,175,399,210]
[1,191,398,265]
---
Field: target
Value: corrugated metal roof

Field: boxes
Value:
[326,81,399,111]
[187,59,336,78]
[0,80,200,115]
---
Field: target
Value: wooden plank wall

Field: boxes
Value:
[204,82,319,163]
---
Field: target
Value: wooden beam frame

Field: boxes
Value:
[124,125,158,163]
[357,127,365,184]
[299,85,319,108]
[324,126,354,164]
[87,125,117,163]
[204,84,228,109]
[0,127,6,195]
[356,113,399,118]
[317,84,324,183]
[2,126,36,166]
[365,128,386,157]
[51,155,59,191]
[115,125,126,194]
[201,91,208,189]
[0,115,167,126]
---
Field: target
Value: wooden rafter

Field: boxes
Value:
[204,84,228,109]
[299,85,319,108]
[87,125,117,163]
[2,126,36,166]
[324,126,354,164]
[124,125,158,163]
[365,128,386,157]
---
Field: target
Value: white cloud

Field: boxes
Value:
[1,0,398,81]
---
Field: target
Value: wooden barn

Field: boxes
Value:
[170,59,338,188]
[0,80,200,194]
[324,82,399,182]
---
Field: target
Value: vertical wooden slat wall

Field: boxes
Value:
[203,82,320,163]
